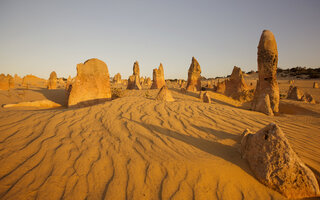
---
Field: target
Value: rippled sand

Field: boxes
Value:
[0,85,320,199]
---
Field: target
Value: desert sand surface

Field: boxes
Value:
[0,79,320,200]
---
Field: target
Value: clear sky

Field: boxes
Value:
[0,0,319,79]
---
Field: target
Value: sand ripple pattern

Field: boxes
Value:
[1,90,319,199]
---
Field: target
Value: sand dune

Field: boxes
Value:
[1,87,320,199]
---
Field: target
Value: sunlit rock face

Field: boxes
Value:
[252,30,279,115]
[186,57,201,92]
[68,58,111,107]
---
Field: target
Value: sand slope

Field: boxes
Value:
[0,89,320,199]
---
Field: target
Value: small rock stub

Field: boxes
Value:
[252,30,280,115]
[68,58,111,107]
[0,74,14,90]
[113,73,122,84]
[47,71,57,89]
[127,61,142,90]
[156,86,174,102]
[241,123,320,199]
[186,57,201,92]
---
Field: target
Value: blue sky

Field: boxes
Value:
[0,0,319,79]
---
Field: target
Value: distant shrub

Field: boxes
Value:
[111,88,125,99]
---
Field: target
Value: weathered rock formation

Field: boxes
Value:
[287,86,304,100]
[14,74,22,85]
[251,30,280,115]
[224,66,250,101]
[127,75,142,90]
[0,74,14,90]
[127,61,142,90]
[65,76,72,91]
[186,57,201,92]
[68,58,111,107]
[140,77,145,85]
[287,86,316,104]
[241,123,320,199]
[313,82,319,89]
[200,91,211,103]
[206,81,213,89]
[301,93,316,104]
[133,61,140,76]
[145,77,152,87]
[216,80,226,94]
[113,73,122,84]
[22,75,45,88]
[47,71,57,89]
[155,86,174,101]
[151,63,166,89]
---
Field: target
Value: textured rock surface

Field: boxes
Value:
[127,62,141,90]
[301,93,316,104]
[252,30,280,115]
[140,77,145,85]
[133,61,140,76]
[47,71,57,90]
[151,63,166,89]
[186,57,201,92]
[0,74,14,90]
[200,91,211,103]
[287,86,304,100]
[216,80,226,94]
[127,75,142,90]
[145,77,152,87]
[241,123,320,199]
[65,76,72,91]
[113,73,122,84]
[68,58,111,107]
[224,66,250,101]
[156,86,174,101]
[22,75,45,88]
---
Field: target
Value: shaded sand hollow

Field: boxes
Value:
[1,86,320,199]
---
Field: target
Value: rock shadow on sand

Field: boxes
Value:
[28,88,67,106]
[129,119,253,176]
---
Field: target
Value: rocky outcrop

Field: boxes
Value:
[216,80,226,94]
[301,93,316,104]
[113,73,122,84]
[133,61,140,76]
[145,77,152,87]
[156,86,174,101]
[0,74,14,90]
[200,91,211,103]
[127,61,141,90]
[47,71,57,89]
[287,86,316,103]
[287,86,304,100]
[140,77,145,85]
[127,75,142,90]
[151,63,166,89]
[68,58,111,107]
[224,66,250,101]
[251,30,280,115]
[186,57,201,92]
[65,76,72,91]
[22,75,45,88]
[241,123,320,199]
